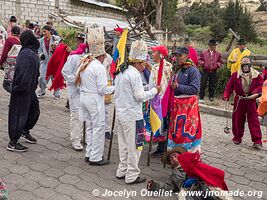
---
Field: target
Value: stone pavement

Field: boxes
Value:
[0,84,267,200]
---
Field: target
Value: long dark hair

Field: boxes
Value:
[20,30,40,52]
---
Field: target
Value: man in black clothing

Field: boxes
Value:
[7,30,40,152]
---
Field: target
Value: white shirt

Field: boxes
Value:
[80,59,114,95]
[115,65,157,121]
[62,54,84,84]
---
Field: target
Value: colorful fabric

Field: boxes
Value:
[227,48,251,74]
[70,43,87,55]
[46,43,69,91]
[136,119,145,150]
[110,29,128,78]
[0,178,8,200]
[144,101,166,143]
[178,151,228,191]
[258,80,267,117]
[150,58,164,133]
[167,96,202,151]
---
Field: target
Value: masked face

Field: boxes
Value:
[241,64,251,74]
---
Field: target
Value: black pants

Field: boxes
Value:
[8,93,40,143]
[199,71,217,99]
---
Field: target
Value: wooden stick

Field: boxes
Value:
[82,121,86,145]
[107,108,116,161]
[147,131,154,166]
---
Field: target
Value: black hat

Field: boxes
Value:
[238,38,246,45]
[77,32,86,39]
[11,26,20,35]
[174,47,189,55]
[208,39,218,46]
[10,16,17,23]
[42,25,51,31]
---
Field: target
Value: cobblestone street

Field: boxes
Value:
[0,83,267,200]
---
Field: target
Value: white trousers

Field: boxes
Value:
[105,104,111,132]
[80,93,105,162]
[116,119,142,183]
[70,113,83,146]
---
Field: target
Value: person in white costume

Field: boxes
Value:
[115,40,161,184]
[75,28,114,166]
[62,35,87,151]
[103,53,113,139]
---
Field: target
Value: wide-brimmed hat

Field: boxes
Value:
[129,40,148,63]
[87,27,105,58]
[161,146,187,165]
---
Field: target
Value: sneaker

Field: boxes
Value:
[53,95,60,100]
[21,132,37,144]
[37,92,45,99]
[253,143,262,149]
[199,99,205,104]
[105,132,111,139]
[209,98,214,102]
[88,159,110,166]
[7,141,28,152]
[72,144,83,151]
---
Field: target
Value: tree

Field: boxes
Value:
[256,0,267,11]
[162,0,185,34]
[223,0,257,42]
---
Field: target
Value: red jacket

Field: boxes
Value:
[0,36,20,66]
[198,49,223,72]
[188,46,198,67]
[223,69,263,100]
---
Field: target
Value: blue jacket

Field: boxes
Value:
[174,66,201,96]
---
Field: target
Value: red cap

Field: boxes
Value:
[151,45,168,57]
[114,27,124,33]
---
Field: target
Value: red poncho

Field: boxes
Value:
[178,151,228,191]
[46,43,69,91]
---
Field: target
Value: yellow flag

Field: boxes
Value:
[116,29,128,69]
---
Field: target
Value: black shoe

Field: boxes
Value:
[151,149,164,158]
[88,159,110,166]
[105,132,111,139]
[116,175,125,180]
[21,132,37,144]
[7,141,28,152]
[127,176,146,184]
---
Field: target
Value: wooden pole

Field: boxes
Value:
[107,108,116,161]
[147,132,154,166]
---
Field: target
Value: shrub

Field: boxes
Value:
[57,28,79,49]
[185,25,212,42]
[215,65,231,96]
